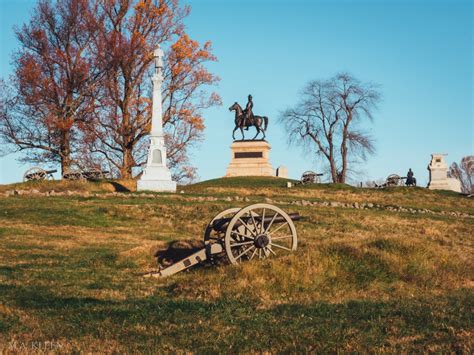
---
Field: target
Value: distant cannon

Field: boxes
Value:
[146,203,300,278]
[23,167,57,182]
[299,171,323,185]
[385,174,403,187]
[63,169,110,181]
[376,174,417,188]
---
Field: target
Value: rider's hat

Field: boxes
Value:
[248,94,252,99]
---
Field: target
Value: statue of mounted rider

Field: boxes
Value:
[229,94,268,140]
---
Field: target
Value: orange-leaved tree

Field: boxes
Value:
[0,0,101,174]
[86,0,220,181]
[162,34,221,182]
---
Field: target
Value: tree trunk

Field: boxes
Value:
[340,141,347,183]
[119,98,134,179]
[328,139,338,183]
[340,120,350,184]
[60,130,71,175]
[121,148,134,179]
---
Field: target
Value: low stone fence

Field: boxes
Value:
[2,189,471,218]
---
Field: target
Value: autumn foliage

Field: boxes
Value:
[0,0,220,181]
[0,0,100,173]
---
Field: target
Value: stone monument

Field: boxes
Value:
[427,153,461,192]
[276,165,288,178]
[225,95,277,177]
[137,47,176,192]
[225,140,274,177]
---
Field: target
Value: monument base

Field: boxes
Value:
[138,165,176,192]
[427,153,461,193]
[427,178,461,193]
[225,140,274,177]
[137,179,177,192]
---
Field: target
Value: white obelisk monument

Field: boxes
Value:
[137,47,176,192]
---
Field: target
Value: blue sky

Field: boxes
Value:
[0,0,472,185]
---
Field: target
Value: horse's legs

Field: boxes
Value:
[240,127,245,140]
[232,127,238,140]
[252,126,260,140]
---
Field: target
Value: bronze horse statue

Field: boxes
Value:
[229,102,268,140]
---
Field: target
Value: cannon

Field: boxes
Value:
[385,174,403,187]
[146,203,300,278]
[81,169,110,180]
[23,167,57,182]
[299,171,323,185]
[377,174,416,188]
[375,174,403,188]
[62,169,84,181]
[63,169,109,181]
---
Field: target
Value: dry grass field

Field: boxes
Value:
[0,177,472,352]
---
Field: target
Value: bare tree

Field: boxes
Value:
[279,73,381,183]
[448,156,473,194]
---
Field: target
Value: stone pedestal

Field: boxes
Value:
[276,166,288,178]
[427,153,461,192]
[137,137,176,192]
[225,140,274,177]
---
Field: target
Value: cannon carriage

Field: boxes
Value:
[299,171,323,185]
[376,174,417,188]
[62,169,110,181]
[147,203,300,278]
[23,167,57,182]
[385,174,404,187]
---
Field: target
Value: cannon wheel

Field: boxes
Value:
[204,207,240,263]
[204,207,240,246]
[386,174,401,187]
[224,203,297,265]
[23,167,48,182]
[84,170,99,180]
[62,170,84,181]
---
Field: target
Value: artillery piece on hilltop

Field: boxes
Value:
[62,169,110,181]
[23,167,57,182]
[298,171,323,185]
[376,173,417,188]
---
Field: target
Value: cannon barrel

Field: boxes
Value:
[45,169,57,174]
[212,212,300,232]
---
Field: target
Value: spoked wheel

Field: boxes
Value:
[386,174,401,187]
[301,171,320,184]
[85,170,104,180]
[23,167,47,182]
[224,203,297,265]
[204,208,240,263]
[63,170,84,181]
[204,207,240,246]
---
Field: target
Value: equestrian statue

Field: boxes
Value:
[229,94,268,140]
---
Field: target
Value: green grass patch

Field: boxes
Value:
[0,179,472,351]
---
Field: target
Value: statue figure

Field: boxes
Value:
[405,168,416,186]
[229,94,268,140]
[243,94,253,130]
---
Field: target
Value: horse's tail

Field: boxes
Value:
[264,116,268,131]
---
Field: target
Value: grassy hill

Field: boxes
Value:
[0,177,472,352]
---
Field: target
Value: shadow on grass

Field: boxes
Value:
[108,181,131,193]
[0,282,471,352]
[154,239,206,267]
